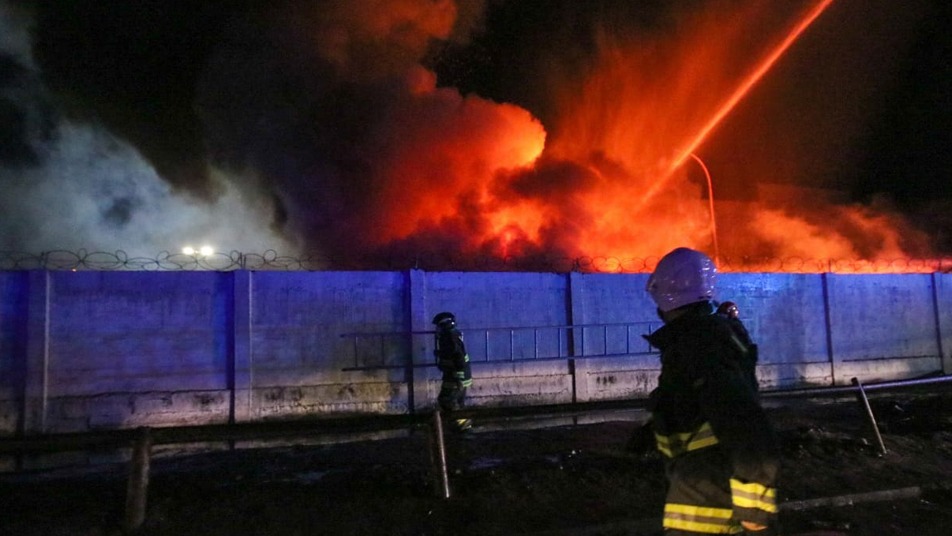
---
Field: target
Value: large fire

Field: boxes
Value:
[264,0,943,273]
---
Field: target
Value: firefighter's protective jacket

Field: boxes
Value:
[645,301,780,532]
[435,327,473,388]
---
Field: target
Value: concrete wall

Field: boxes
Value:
[0,269,949,436]
[0,272,27,435]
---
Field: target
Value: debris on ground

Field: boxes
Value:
[3,391,952,535]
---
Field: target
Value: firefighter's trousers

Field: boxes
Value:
[662,445,775,535]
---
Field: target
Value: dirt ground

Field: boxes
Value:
[3,388,952,536]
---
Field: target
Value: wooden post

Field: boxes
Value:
[123,427,153,533]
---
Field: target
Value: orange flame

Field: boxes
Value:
[298,0,940,273]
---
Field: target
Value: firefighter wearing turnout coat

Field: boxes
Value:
[644,248,780,535]
[716,301,760,394]
[432,312,473,432]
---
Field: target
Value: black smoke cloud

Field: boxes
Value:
[4,0,506,264]
[2,0,951,266]
[1,0,295,256]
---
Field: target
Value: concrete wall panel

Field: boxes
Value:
[250,271,408,386]
[937,273,952,373]
[575,357,660,402]
[759,362,833,389]
[834,356,940,384]
[717,273,829,366]
[567,273,655,358]
[46,389,230,433]
[408,361,575,409]
[0,272,27,433]
[827,274,939,362]
[47,272,227,395]
[425,272,568,326]
[464,361,574,407]
[424,272,568,362]
[252,381,409,418]
[569,273,654,324]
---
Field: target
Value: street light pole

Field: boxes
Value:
[689,153,719,265]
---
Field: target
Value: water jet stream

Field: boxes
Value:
[636,0,836,211]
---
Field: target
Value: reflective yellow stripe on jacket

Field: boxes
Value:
[442,354,472,388]
[456,354,472,387]
[442,378,473,388]
[654,421,719,458]
[663,503,744,534]
[730,478,778,513]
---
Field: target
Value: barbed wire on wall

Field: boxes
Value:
[1,249,950,274]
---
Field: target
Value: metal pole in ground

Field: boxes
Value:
[123,427,153,533]
[428,409,451,499]
[851,377,887,455]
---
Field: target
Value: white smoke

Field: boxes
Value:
[2,121,295,256]
[0,2,296,259]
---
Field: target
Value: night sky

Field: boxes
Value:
[1,0,950,268]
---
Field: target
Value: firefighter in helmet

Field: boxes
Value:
[716,300,759,393]
[432,312,473,432]
[644,247,780,534]
[716,301,753,346]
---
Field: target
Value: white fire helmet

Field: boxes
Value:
[646,247,717,312]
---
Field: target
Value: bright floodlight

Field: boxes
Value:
[199,246,214,256]
[182,246,195,255]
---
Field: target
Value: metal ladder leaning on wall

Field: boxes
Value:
[339,321,663,372]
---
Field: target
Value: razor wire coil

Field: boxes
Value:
[1,250,950,273]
